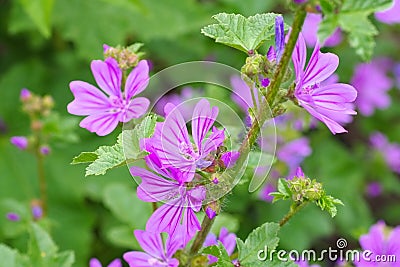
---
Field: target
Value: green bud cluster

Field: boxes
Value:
[289,176,323,202]
[104,43,145,71]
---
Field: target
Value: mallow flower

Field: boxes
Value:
[204,227,236,264]
[370,132,400,174]
[141,99,225,181]
[354,221,400,267]
[292,33,357,134]
[302,13,342,47]
[375,0,400,25]
[67,57,150,136]
[267,15,285,63]
[351,58,393,116]
[130,148,206,244]
[123,230,182,267]
[10,136,28,150]
[89,258,121,267]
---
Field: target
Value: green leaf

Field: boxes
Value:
[201,13,281,53]
[0,244,30,267]
[237,222,280,267]
[318,0,392,60]
[316,195,344,218]
[103,183,151,228]
[105,225,140,249]
[71,115,157,176]
[28,222,75,267]
[341,0,393,12]
[17,0,54,38]
[71,152,98,164]
[202,242,234,267]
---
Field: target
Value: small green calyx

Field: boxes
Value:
[290,176,324,202]
[241,54,265,80]
[104,43,145,70]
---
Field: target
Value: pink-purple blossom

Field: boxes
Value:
[375,0,400,25]
[354,221,400,267]
[366,182,382,198]
[292,33,357,134]
[204,227,236,264]
[302,13,342,47]
[370,132,400,174]
[267,15,285,63]
[123,230,182,267]
[231,75,259,114]
[351,58,393,116]
[89,258,122,267]
[67,58,150,136]
[10,136,28,150]
[277,137,312,178]
[220,151,240,169]
[131,149,206,244]
[141,99,225,180]
[6,212,20,222]
[20,88,32,101]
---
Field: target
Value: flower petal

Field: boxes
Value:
[79,113,119,136]
[146,198,184,237]
[123,251,153,267]
[302,45,339,87]
[120,97,150,122]
[125,60,150,100]
[89,258,102,267]
[67,81,111,116]
[91,58,122,97]
[108,258,122,267]
[131,166,179,202]
[201,127,225,156]
[192,99,219,153]
[219,228,237,256]
[187,186,206,212]
[182,208,201,245]
[134,230,165,259]
[292,32,307,82]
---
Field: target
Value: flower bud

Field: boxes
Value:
[40,145,51,156]
[10,136,28,150]
[42,95,54,110]
[20,88,32,101]
[204,201,221,220]
[6,212,20,222]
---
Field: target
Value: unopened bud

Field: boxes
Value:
[42,95,54,110]
[31,120,43,131]
[20,88,32,101]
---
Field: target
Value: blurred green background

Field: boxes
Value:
[1,0,400,266]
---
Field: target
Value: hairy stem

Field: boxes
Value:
[238,8,306,156]
[279,201,308,227]
[265,8,306,106]
[35,149,47,215]
[189,215,215,256]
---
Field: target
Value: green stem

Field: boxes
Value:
[265,8,306,106]
[279,201,308,227]
[238,8,306,157]
[189,215,215,256]
[35,149,47,215]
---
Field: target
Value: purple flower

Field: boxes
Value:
[89,258,122,267]
[67,58,150,136]
[366,182,382,198]
[231,75,259,113]
[131,151,206,244]
[40,145,51,155]
[20,88,32,101]
[6,212,20,222]
[123,230,181,267]
[204,227,236,264]
[302,13,342,47]
[260,183,276,202]
[154,87,203,121]
[354,221,400,267]
[277,137,312,178]
[31,205,43,220]
[205,206,217,220]
[292,33,357,134]
[267,15,285,63]
[141,99,225,180]
[10,136,28,150]
[351,58,393,116]
[220,151,240,169]
[375,0,400,25]
[370,132,400,174]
